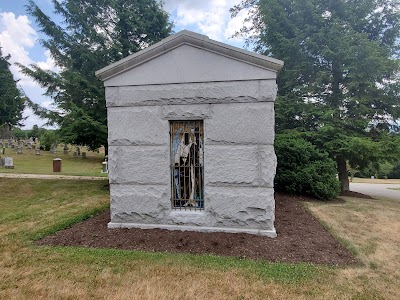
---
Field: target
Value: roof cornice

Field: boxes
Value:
[95,30,284,81]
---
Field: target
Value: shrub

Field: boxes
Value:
[275,133,340,200]
[40,130,59,151]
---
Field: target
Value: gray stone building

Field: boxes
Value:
[96,30,283,237]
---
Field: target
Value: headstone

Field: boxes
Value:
[27,142,32,149]
[53,158,62,172]
[11,144,15,149]
[63,145,69,154]
[0,157,3,167]
[4,157,14,169]
[76,147,81,156]
[81,152,87,159]
[5,143,8,148]
[101,161,108,173]
[371,176,375,180]
[35,149,40,155]
[73,152,78,158]
[0,142,3,148]
[17,147,22,154]
[50,143,57,154]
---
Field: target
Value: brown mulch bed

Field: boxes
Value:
[36,193,358,265]
[340,190,374,199]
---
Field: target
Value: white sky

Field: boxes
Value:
[0,0,250,129]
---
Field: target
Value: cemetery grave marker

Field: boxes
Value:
[3,157,14,169]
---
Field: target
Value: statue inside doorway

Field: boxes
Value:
[171,121,204,209]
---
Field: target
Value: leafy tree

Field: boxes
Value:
[232,0,400,191]
[28,124,46,139]
[12,127,28,140]
[378,161,394,179]
[359,160,396,179]
[19,0,172,152]
[40,130,59,151]
[358,162,378,178]
[0,46,26,131]
[346,161,358,182]
[388,163,400,179]
[58,106,107,150]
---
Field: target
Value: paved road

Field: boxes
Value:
[0,173,107,180]
[350,183,400,200]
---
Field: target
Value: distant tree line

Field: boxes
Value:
[11,125,57,151]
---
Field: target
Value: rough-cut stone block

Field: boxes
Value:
[110,184,170,224]
[109,184,276,235]
[204,145,259,186]
[108,107,168,146]
[167,210,207,226]
[162,104,212,120]
[206,102,274,145]
[105,80,277,107]
[205,186,275,230]
[108,146,169,185]
[105,86,118,101]
[260,145,277,187]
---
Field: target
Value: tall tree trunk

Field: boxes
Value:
[336,156,349,191]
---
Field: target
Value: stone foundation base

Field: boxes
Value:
[108,222,277,238]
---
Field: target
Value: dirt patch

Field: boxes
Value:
[340,190,374,199]
[36,193,358,265]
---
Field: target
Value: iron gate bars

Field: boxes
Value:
[170,120,204,211]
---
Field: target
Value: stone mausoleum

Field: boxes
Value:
[96,30,283,237]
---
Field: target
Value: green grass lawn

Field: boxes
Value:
[0,178,327,299]
[351,177,400,184]
[0,178,399,299]
[0,146,107,177]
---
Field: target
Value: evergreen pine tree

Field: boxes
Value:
[19,0,173,151]
[0,46,26,131]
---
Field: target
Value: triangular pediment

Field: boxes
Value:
[96,30,284,86]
